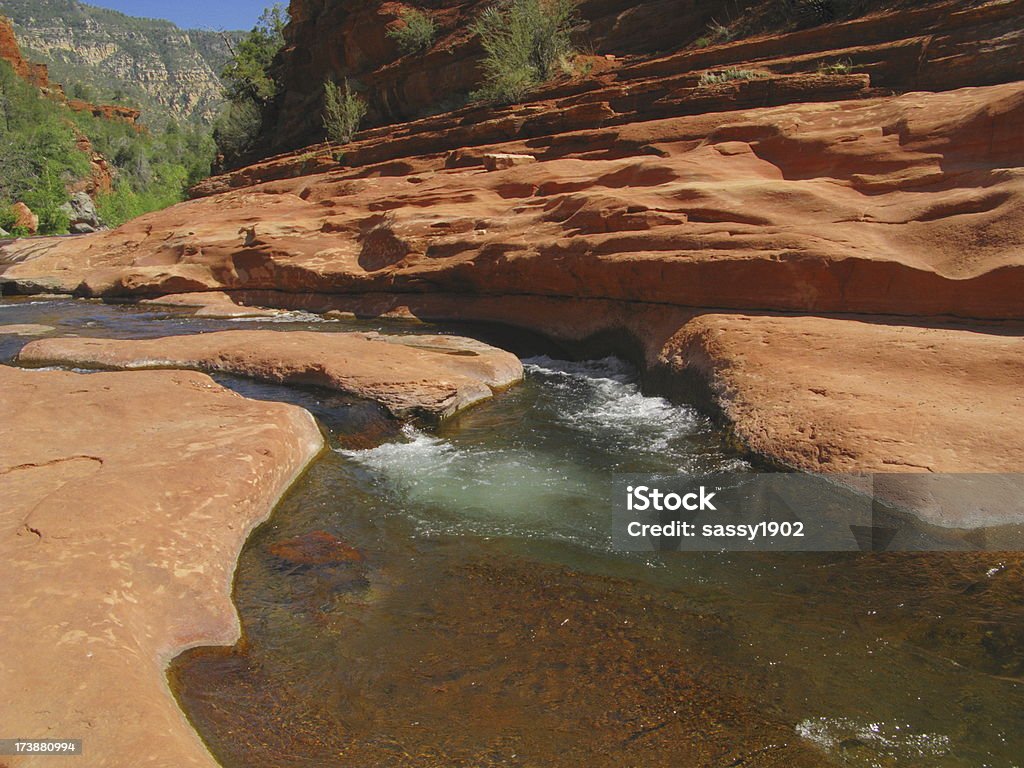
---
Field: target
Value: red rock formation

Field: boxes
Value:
[65,98,143,130]
[258,0,1024,159]
[262,0,724,156]
[1,0,1022,482]
[0,365,323,768]
[4,79,1022,317]
[0,17,52,90]
[70,133,114,196]
[0,15,32,81]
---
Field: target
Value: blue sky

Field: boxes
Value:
[85,0,272,31]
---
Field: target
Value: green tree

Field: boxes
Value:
[220,3,287,104]
[215,3,289,165]
[213,98,263,160]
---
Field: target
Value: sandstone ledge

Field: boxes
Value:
[0,365,324,767]
[659,314,1024,526]
[18,329,524,421]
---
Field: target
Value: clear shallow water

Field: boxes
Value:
[2,296,1022,768]
[338,356,745,548]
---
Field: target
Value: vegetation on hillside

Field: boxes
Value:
[87,117,215,228]
[471,0,578,103]
[0,60,214,235]
[213,3,287,164]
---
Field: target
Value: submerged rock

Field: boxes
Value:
[267,530,366,566]
[0,365,323,767]
[18,329,524,420]
[138,290,283,318]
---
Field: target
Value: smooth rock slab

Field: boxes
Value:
[663,314,1024,527]
[0,365,323,767]
[19,329,524,420]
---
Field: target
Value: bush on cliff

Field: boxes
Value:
[471,0,578,103]
[698,68,763,85]
[388,9,438,55]
[323,80,367,145]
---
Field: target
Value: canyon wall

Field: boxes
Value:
[256,0,1024,158]
[0,15,141,129]
[0,0,237,127]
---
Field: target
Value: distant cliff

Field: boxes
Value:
[0,0,241,126]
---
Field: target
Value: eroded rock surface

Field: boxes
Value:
[18,329,524,420]
[0,0,1020,530]
[0,365,323,767]
[2,81,1022,320]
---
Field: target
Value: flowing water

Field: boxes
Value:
[2,296,1022,768]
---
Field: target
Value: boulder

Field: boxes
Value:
[59,190,106,234]
[11,201,37,234]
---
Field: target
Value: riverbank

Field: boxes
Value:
[0,364,323,767]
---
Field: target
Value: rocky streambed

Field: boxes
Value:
[2,4,1023,760]
[1,296,1022,768]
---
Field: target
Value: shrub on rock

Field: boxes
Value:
[323,80,367,144]
[471,0,578,104]
[388,9,438,54]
